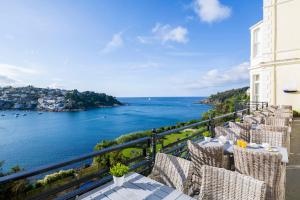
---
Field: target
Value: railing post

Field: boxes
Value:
[256,101,258,111]
[151,128,157,165]
[266,102,269,108]
[233,101,237,121]
[208,114,215,137]
[247,102,250,115]
[261,102,264,109]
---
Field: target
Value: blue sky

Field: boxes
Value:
[0,0,262,97]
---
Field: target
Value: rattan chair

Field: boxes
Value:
[148,153,192,193]
[250,130,288,148]
[187,140,224,195]
[228,122,251,142]
[198,165,266,200]
[233,146,285,200]
[279,105,292,110]
[264,117,289,127]
[244,115,264,124]
[257,124,290,152]
[214,126,237,140]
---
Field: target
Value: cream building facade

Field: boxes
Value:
[249,0,300,111]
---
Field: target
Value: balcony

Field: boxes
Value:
[0,102,296,200]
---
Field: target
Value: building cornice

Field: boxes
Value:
[250,58,300,70]
[249,20,263,30]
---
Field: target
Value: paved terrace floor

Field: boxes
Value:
[286,118,300,200]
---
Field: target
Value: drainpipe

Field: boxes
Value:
[272,0,278,105]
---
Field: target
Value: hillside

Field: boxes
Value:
[0,86,122,111]
[200,87,249,105]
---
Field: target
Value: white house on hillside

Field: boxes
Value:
[249,0,300,110]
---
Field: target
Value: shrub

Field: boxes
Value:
[36,169,75,186]
[110,163,129,177]
[202,131,211,137]
[293,110,300,117]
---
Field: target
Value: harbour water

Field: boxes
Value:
[0,97,211,171]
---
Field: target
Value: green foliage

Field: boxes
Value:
[293,110,300,117]
[202,87,250,121]
[65,89,122,109]
[205,87,249,104]
[110,163,129,177]
[36,169,75,186]
[202,131,211,137]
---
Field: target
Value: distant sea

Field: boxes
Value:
[0,97,211,171]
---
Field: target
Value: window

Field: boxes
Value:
[253,28,261,58]
[253,74,260,102]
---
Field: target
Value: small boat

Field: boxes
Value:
[38,112,43,115]
[23,114,27,116]
[15,114,19,117]
[1,114,5,116]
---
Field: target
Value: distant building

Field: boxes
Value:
[249,0,300,110]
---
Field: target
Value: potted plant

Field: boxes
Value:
[110,163,129,186]
[203,131,212,142]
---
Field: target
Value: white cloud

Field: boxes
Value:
[138,23,188,45]
[101,32,124,53]
[0,63,38,86]
[152,23,188,44]
[185,62,249,89]
[193,0,231,23]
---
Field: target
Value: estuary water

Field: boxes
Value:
[0,97,211,171]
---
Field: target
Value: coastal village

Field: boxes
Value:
[0,86,121,112]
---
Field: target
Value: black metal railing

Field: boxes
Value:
[0,101,267,200]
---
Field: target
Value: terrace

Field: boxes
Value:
[0,102,297,200]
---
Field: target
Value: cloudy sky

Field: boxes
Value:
[0,0,262,97]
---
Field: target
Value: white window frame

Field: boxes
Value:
[253,74,260,102]
[253,28,261,58]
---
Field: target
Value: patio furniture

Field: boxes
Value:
[77,172,195,200]
[198,165,266,200]
[187,140,224,195]
[228,122,251,142]
[250,130,288,148]
[243,115,264,124]
[148,153,192,194]
[257,125,290,152]
[265,117,289,127]
[197,139,289,163]
[214,126,237,139]
[233,146,286,200]
[279,105,292,110]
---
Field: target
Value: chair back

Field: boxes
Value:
[214,126,237,140]
[265,117,289,127]
[228,122,251,142]
[250,130,288,148]
[199,165,266,200]
[187,140,224,194]
[150,153,192,192]
[234,146,284,200]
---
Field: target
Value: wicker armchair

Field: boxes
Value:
[257,124,290,152]
[148,153,192,193]
[279,105,292,110]
[265,117,289,127]
[233,146,285,200]
[228,122,251,142]
[214,126,237,140]
[187,140,224,195]
[198,165,266,200]
[250,130,288,148]
[244,115,264,124]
